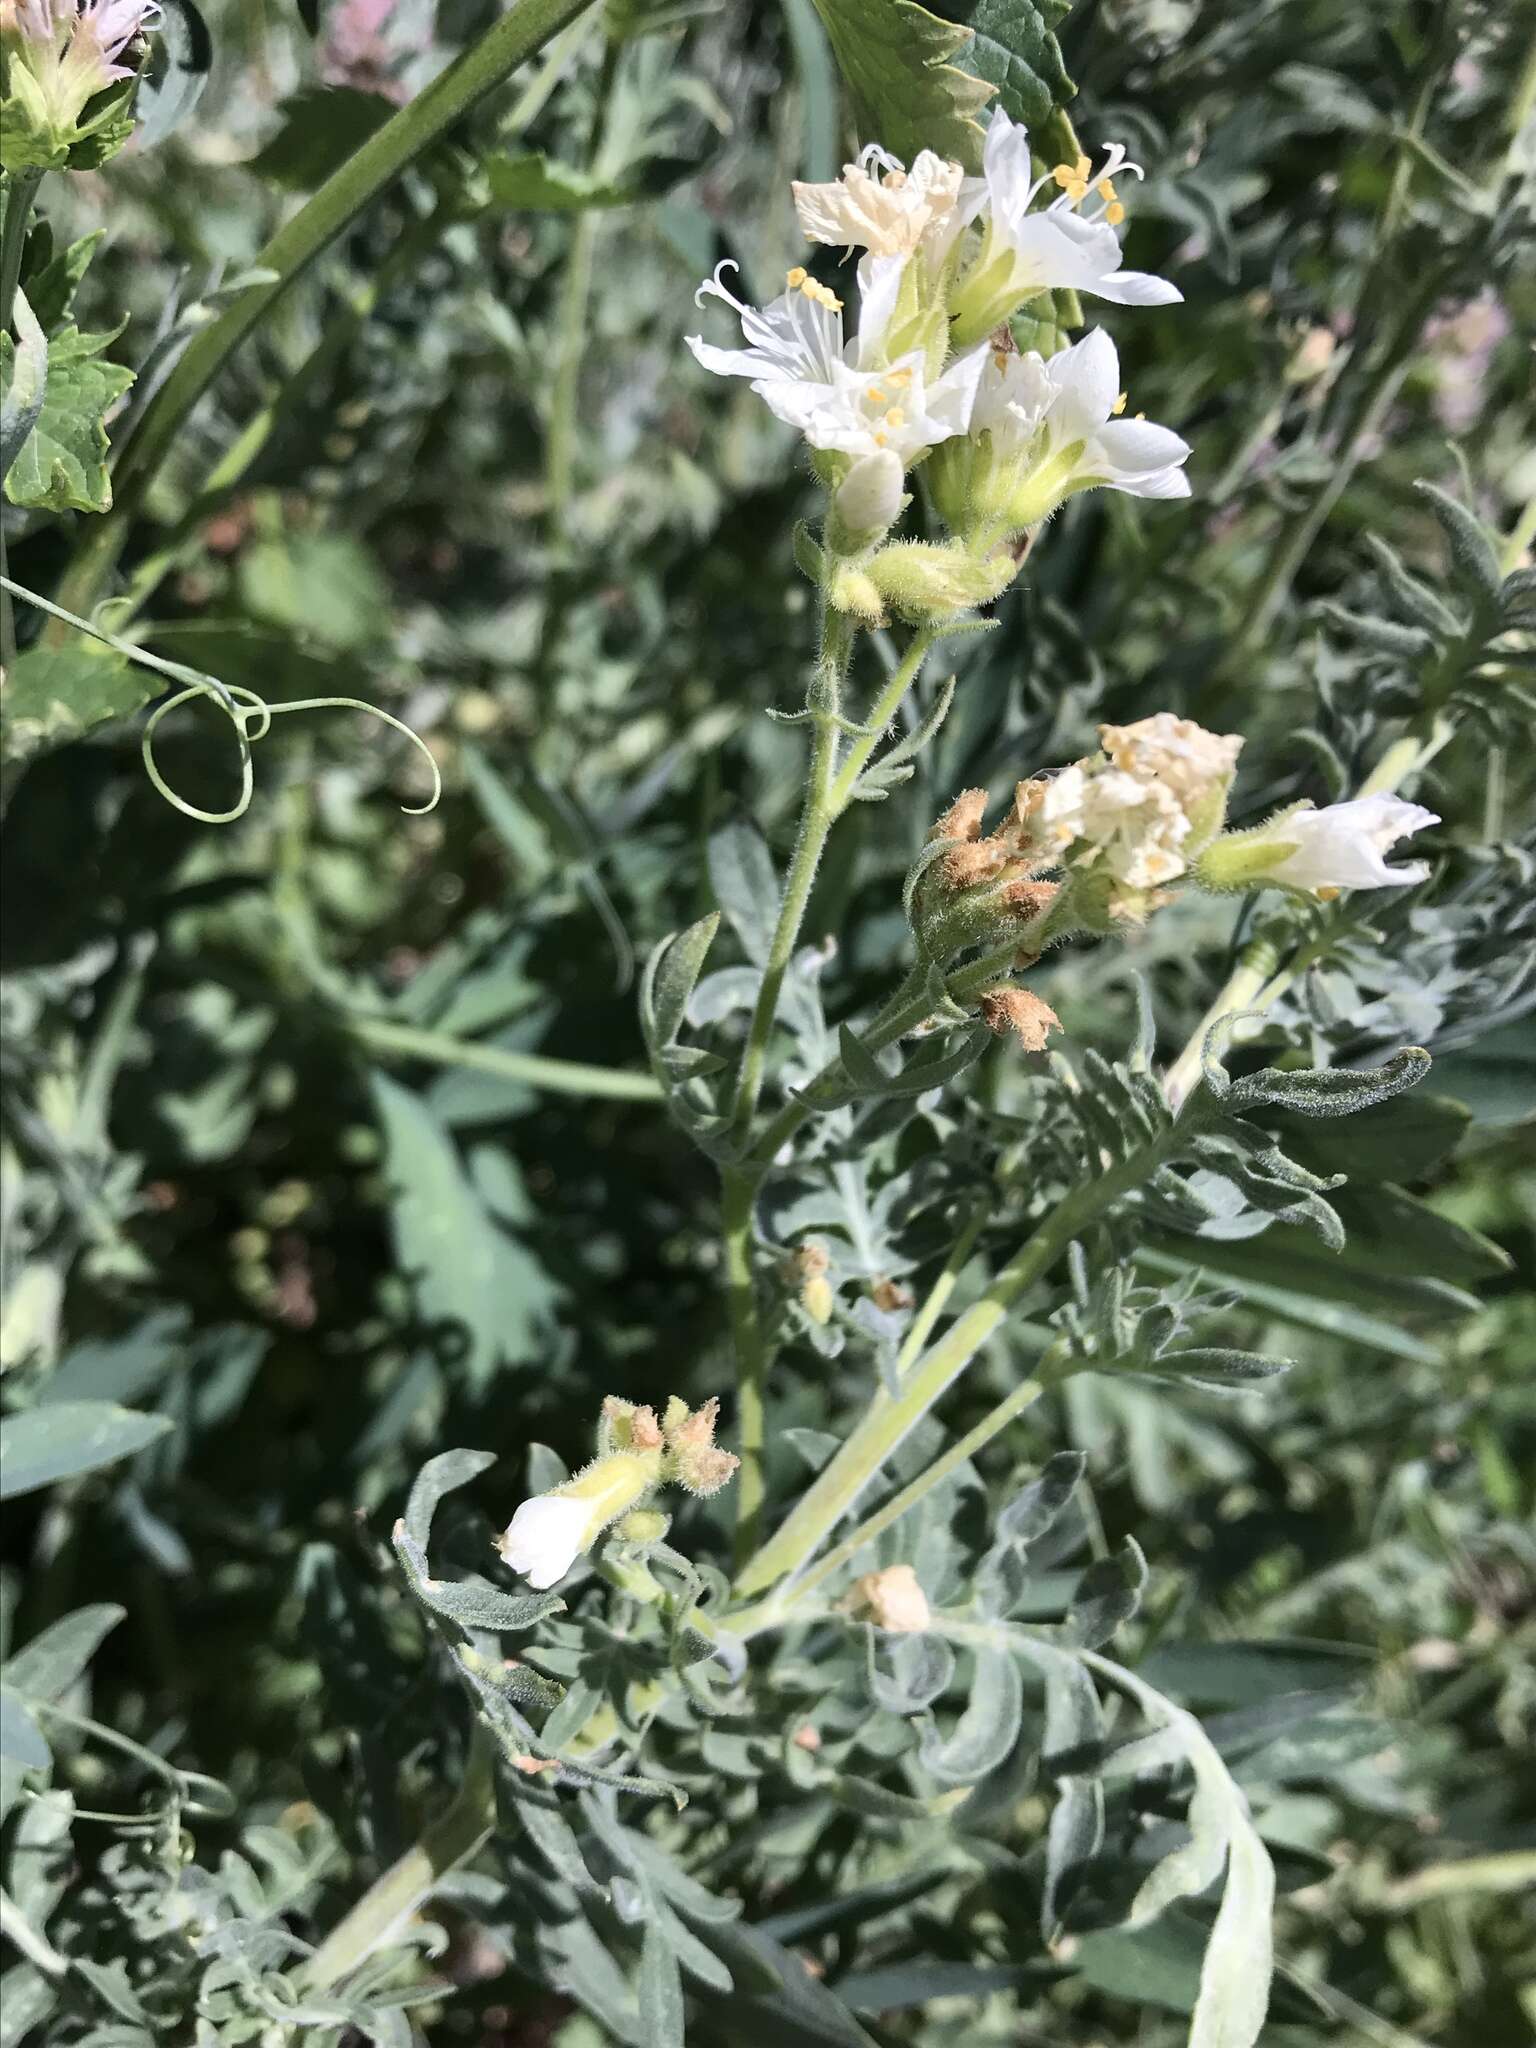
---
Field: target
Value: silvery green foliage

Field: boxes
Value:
[2,0,1532,2043]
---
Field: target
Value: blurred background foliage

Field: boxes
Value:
[1,0,1533,2041]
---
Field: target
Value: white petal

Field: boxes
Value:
[1049,328,1120,434]
[1095,418,1191,475]
[1088,268,1184,306]
[854,253,905,363]
[835,449,905,535]
[686,335,766,382]
[497,1495,590,1589]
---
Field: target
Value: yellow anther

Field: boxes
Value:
[1097,177,1117,202]
[786,266,807,287]
[873,431,887,447]
[1074,155,1091,179]
[1111,391,1127,416]
[1051,162,1077,189]
[1066,179,1089,204]
[866,385,886,404]
[1134,410,1146,420]
[1106,201,1126,226]
[886,366,912,386]
[883,407,905,429]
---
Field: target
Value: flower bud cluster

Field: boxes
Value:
[686,107,1191,625]
[496,1393,738,1589]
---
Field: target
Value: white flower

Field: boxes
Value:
[792,144,964,259]
[950,109,1180,346]
[687,258,987,471]
[1260,795,1439,893]
[495,1495,592,1589]
[1018,712,1241,899]
[938,327,1190,533]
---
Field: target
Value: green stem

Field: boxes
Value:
[789,1344,1059,1605]
[350,1012,662,1101]
[723,1167,767,1568]
[0,169,42,337]
[892,1203,986,1379]
[49,0,602,626]
[546,34,618,538]
[825,625,938,813]
[1161,937,1280,1114]
[303,1727,495,1992]
[735,1142,1160,1597]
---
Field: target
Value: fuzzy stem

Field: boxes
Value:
[350,1013,662,1101]
[1,167,44,672]
[892,1204,987,1379]
[303,1726,496,1992]
[48,0,602,628]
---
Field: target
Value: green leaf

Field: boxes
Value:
[934,0,1074,130]
[1,322,134,514]
[639,1921,686,2048]
[0,1403,173,1501]
[0,1687,50,1770]
[248,86,395,190]
[21,229,104,330]
[486,152,639,210]
[808,0,995,170]
[1277,1089,1471,1183]
[237,531,390,650]
[403,1448,497,1551]
[644,914,721,1049]
[0,646,156,765]
[1,1606,126,1701]
[918,1644,1022,1782]
[1138,1637,1373,1707]
[708,820,780,967]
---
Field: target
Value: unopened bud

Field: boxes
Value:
[660,1394,740,1497]
[829,564,887,625]
[830,448,905,552]
[870,1277,914,1313]
[866,541,1016,623]
[616,1509,669,1546]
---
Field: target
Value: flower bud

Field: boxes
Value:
[865,541,1016,623]
[978,987,1061,1051]
[661,1394,741,1497]
[828,448,906,554]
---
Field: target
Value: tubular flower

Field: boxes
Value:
[792,143,965,259]
[931,328,1191,537]
[687,258,988,476]
[1,0,159,167]
[1212,795,1440,898]
[949,109,1180,348]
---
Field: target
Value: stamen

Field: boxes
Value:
[1097,178,1116,201]
[1050,162,1077,190]
[866,385,886,403]
[883,408,905,429]
[1074,155,1091,179]
[1111,392,1127,416]
[1106,201,1126,226]
[886,366,913,386]
[1066,179,1089,203]
[786,266,808,287]
[873,431,887,447]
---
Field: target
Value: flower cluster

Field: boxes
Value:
[497,1394,738,1590]
[920,715,1438,1041]
[687,108,1189,607]
[0,0,159,169]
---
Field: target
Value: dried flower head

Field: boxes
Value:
[850,1564,932,1633]
[979,987,1061,1051]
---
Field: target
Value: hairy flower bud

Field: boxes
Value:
[828,448,906,553]
[865,540,1016,623]
[1,0,160,171]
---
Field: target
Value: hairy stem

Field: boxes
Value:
[49,0,601,627]
[350,1013,662,1101]
[303,1726,495,1992]
[1,167,44,671]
